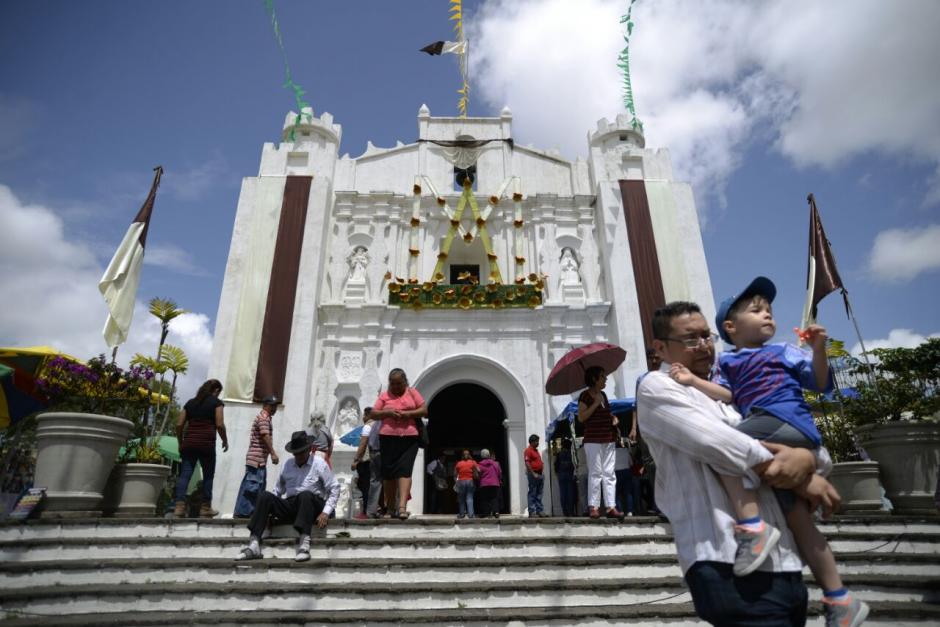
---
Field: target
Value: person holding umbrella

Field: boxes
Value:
[546,342,627,520]
[577,367,625,519]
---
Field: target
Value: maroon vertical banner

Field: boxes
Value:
[254,176,313,401]
[618,180,666,349]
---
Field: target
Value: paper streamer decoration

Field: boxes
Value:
[450,0,470,117]
[618,0,643,132]
[263,0,312,140]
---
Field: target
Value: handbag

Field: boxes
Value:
[408,387,430,448]
[415,417,429,448]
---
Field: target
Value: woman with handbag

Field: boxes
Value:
[371,368,427,520]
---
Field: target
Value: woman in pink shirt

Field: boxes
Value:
[371,368,427,519]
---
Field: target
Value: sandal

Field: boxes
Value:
[398,508,410,520]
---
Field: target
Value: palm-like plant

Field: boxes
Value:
[148,297,188,360]
[156,344,189,436]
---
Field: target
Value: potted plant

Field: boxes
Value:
[838,338,940,515]
[808,340,884,514]
[102,438,173,517]
[812,402,883,514]
[33,355,154,516]
[103,341,189,517]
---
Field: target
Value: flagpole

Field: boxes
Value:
[805,193,877,387]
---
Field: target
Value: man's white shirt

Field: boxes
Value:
[273,453,340,516]
[637,364,829,576]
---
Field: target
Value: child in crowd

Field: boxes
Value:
[670,276,867,627]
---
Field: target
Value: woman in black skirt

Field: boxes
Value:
[371,369,427,519]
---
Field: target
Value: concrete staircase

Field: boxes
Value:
[0,515,938,626]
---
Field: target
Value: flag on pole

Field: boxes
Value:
[800,193,847,331]
[99,166,163,348]
[420,40,467,55]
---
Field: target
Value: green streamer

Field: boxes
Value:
[618,0,643,132]
[263,0,312,141]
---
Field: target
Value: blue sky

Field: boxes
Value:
[2,0,938,399]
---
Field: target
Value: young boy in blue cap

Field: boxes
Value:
[671,276,868,627]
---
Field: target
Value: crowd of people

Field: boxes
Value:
[169,274,870,626]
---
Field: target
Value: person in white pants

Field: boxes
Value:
[577,366,625,520]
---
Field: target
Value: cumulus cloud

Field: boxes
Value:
[144,243,209,277]
[467,0,940,214]
[163,152,230,202]
[0,184,213,402]
[851,328,940,356]
[868,224,940,282]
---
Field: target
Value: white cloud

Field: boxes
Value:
[467,0,940,215]
[163,152,229,201]
[851,328,940,356]
[0,184,213,404]
[868,224,940,282]
[144,243,209,277]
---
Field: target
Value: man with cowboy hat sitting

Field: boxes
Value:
[235,430,340,562]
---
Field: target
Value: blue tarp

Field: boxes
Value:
[546,398,635,440]
[339,425,364,446]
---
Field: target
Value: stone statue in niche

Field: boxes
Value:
[336,399,360,436]
[559,247,582,285]
[347,246,369,283]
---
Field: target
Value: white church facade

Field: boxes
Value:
[208,105,717,517]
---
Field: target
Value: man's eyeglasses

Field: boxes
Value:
[663,333,719,349]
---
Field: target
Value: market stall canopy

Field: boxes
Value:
[0,346,80,429]
[339,425,364,446]
[119,435,180,463]
[546,398,636,441]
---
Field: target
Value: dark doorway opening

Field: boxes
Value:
[425,383,508,515]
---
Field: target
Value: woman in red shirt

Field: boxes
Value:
[577,366,624,519]
[454,448,479,519]
[371,368,427,519]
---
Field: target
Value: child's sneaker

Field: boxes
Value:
[732,521,781,576]
[822,594,869,627]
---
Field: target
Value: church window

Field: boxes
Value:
[450,264,479,284]
[454,164,477,191]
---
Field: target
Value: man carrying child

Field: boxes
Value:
[638,300,845,626]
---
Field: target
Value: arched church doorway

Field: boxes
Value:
[425,383,509,515]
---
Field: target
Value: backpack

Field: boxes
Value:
[367,419,382,451]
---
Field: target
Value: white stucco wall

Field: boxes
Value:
[208,106,716,517]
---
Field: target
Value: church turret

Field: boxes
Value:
[259,106,342,178]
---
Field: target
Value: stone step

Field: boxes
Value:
[4,531,938,563]
[2,515,935,542]
[1,552,938,590]
[1,601,938,627]
[0,575,936,617]
[0,516,667,541]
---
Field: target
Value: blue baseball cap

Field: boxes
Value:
[715,276,777,344]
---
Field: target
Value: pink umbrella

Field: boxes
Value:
[545,342,627,395]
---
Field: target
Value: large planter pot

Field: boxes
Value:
[102,463,172,517]
[856,422,940,515]
[33,412,134,516]
[827,461,884,513]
